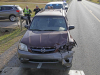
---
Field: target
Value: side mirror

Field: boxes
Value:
[65,7,68,12]
[24,25,29,29]
[65,7,68,10]
[69,25,75,30]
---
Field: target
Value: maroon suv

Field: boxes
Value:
[18,10,76,68]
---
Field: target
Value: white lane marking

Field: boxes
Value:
[82,3,100,22]
[69,70,85,75]
[37,63,42,69]
[80,70,85,75]
[89,10,92,12]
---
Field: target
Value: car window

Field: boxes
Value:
[2,7,13,10]
[30,16,67,31]
[45,4,63,9]
[8,7,13,10]
[0,7,2,11]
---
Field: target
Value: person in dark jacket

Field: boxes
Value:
[23,5,32,25]
[33,6,41,15]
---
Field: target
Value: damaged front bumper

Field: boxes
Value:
[18,50,75,67]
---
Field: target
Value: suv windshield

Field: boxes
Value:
[30,16,67,31]
[45,4,63,9]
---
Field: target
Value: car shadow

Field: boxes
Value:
[20,68,70,75]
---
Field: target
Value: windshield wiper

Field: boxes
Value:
[43,30,57,31]
[30,29,43,31]
[30,29,57,31]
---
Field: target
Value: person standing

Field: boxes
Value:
[48,6,51,9]
[33,5,41,15]
[23,5,32,25]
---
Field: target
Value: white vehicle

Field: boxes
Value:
[45,1,68,12]
[63,1,68,11]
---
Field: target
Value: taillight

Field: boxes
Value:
[16,10,20,12]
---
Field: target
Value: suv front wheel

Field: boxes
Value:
[9,15,16,22]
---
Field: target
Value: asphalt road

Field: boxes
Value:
[0,20,20,28]
[1,0,100,75]
[67,0,100,75]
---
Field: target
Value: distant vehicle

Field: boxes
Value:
[77,0,82,1]
[63,1,68,11]
[17,9,76,68]
[45,1,68,12]
[0,5,23,22]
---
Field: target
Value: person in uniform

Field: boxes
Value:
[23,5,32,25]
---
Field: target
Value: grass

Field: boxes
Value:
[0,1,49,55]
[0,0,54,2]
[0,27,27,55]
[88,0,100,3]
[0,2,46,17]
[0,0,71,17]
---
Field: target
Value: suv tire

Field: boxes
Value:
[9,15,16,22]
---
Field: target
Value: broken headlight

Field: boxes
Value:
[59,45,68,53]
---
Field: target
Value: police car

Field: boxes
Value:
[45,1,68,12]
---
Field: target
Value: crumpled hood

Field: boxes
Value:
[21,30,68,48]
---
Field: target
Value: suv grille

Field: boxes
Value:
[29,59,58,62]
[31,47,55,53]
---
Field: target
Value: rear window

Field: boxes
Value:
[30,16,67,31]
[45,4,63,9]
[16,6,22,10]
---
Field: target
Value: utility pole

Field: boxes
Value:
[19,14,22,31]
